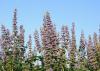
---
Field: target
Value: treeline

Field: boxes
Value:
[0,9,100,71]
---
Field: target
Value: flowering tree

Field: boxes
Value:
[0,9,100,71]
[69,23,76,70]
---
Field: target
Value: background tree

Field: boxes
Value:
[78,31,88,71]
[87,35,98,71]
[69,23,76,71]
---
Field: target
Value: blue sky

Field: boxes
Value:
[0,0,100,46]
